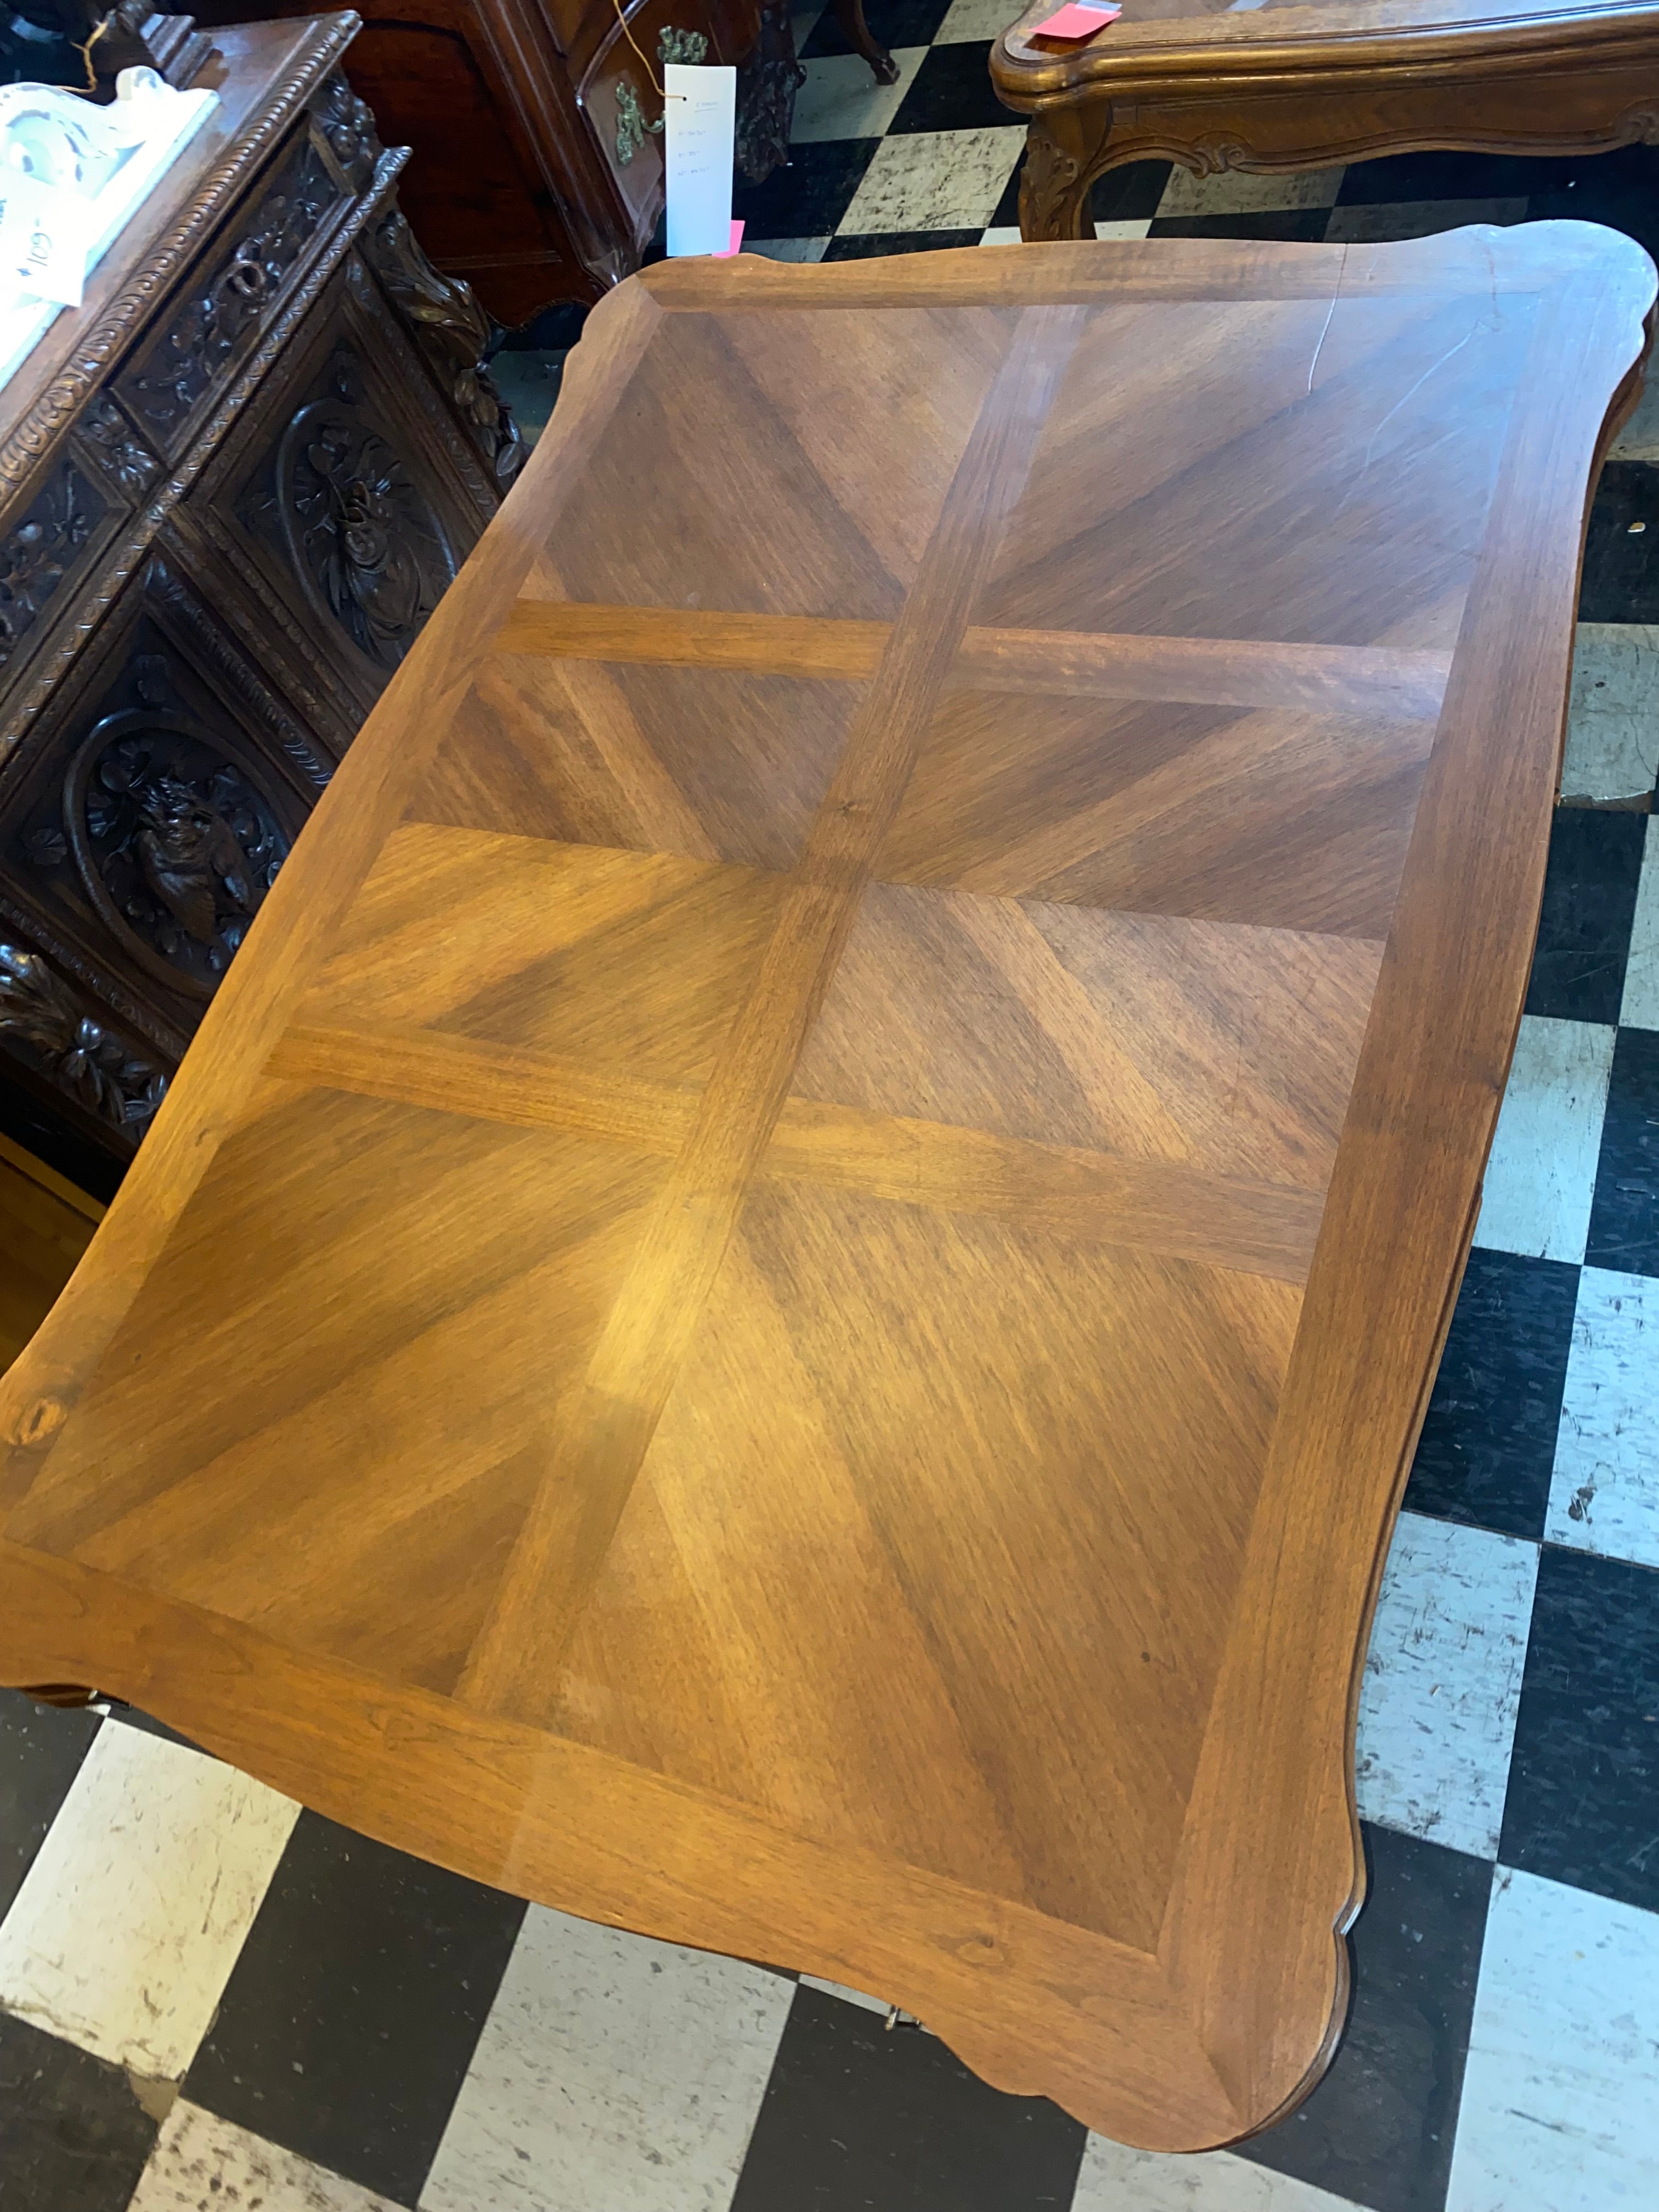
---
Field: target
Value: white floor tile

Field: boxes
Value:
[1620,815,1659,1028]
[1474,1014,1615,1264]
[1353,1511,1538,1858]
[748,235,830,261]
[838,126,1028,234]
[1547,1266,1659,1567]
[0,1725,296,2078]
[1155,165,1344,218]
[1562,625,1659,805]
[935,0,1020,38]
[979,219,1150,246]
[1446,1869,1659,2212]
[798,1972,925,2027]
[1074,2135,1358,2208]
[789,48,927,142]
[130,2103,402,2211]
[420,1904,794,2212]
[799,1972,890,2013]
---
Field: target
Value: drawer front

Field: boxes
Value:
[581,0,752,240]
[113,125,351,464]
[183,253,495,733]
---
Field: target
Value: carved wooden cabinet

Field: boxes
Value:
[185,0,891,326]
[0,13,520,1193]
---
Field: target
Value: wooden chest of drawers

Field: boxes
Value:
[188,0,812,327]
[0,13,521,1194]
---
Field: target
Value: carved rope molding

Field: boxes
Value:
[145,560,336,791]
[0,147,410,765]
[0,13,359,495]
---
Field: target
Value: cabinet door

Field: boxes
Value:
[193,0,613,324]
[583,0,763,250]
[180,256,498,737]
[0,549,326,1150]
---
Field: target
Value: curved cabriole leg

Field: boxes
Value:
[832,0,899,85]
[1019,105,1115,241]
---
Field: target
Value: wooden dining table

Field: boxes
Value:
[1,222,1650,2152]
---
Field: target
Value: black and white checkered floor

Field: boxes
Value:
[9,16,1659,2208]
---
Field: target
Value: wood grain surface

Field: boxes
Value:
[1,224,1650,2150]
[994,0,1659,244]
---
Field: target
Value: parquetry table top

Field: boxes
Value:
[2,224,1651,2149]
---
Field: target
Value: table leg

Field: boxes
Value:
[832,0,900,84]
[737,0,809,182]
[1018,107,1114,241]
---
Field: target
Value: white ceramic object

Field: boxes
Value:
[0,67,217,391]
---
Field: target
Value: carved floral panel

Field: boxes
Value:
[115,133,343,438]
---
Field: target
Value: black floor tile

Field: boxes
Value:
[729,1984,1087,2211]
[889,42,1013,133]
[0,2014,158,2212]
[1091,159,1173,224]
[1585,1026,1659,1277]
[1335,148,1599,206]
[802,0,955,58]
[1579,460,1659,624]
[825,229,984,256]
[732,138,881,240]
[1523,806,1646,1026]
[1403,1249,1579,1541]
[1237,1826,1491,2212]
[0,1690,100,1922]
[184,1812,526,2207]
[1500,1546,1659,1915]
[989,148,1026,230]
[1148,210,1332,242]
[987,150,1173,234]
[1526,143,1659,264]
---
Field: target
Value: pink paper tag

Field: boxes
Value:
[1031,1,1120,35]
[715,219,745,257]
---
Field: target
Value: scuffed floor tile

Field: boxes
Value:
[730,1982,1085,2210]
[1356,1513,1539,1858]
[129,2102,404,2211]
[0,1725,297,2079]
[838,127,1027,233]
[1548,1265,1659,1566]
[421,1903,793,2211]
[1474,1015,1615,1263]
[1155,165,1344,217]
[1618,815,1659,1026]
[0,2012,157,2212]
[1446,1868,1659,2212]
[1562,624,1659,806]
[1074,2136,1359,2209]
[790,48,927,143]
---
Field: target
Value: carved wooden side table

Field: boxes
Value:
[2,222,1649,2148]
[991,0,1659,244]
[0,12,520,1195]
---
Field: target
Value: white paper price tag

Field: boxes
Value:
[0,170,94,309]
[664,63,735,259]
